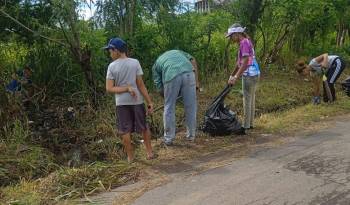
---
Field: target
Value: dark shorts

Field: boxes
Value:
[116,104,148,134]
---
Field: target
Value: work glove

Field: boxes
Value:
[312,96,321,105]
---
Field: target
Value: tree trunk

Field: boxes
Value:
[64,5,97,108]
[336,23,343,47]
[204,29,212,72]
[257,24,266,65]
[69,45,97,108]
[340,28,347,46]
[241,0,264,41]
[80,47,97,107]
[119,0,125,35]
[264,25,290,65]
[336,22,347,47]
[128,0,136,35]
[116,0,136,38]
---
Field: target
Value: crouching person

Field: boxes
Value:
[297,53,346,104]
[104,37,156,162]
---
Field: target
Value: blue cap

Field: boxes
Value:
[103,38,127,52]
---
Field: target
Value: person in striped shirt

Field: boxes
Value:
[297,53,346,104]
[152,50,200,146]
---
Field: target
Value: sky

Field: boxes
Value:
[81,4,96,20]
[81,0,196,20]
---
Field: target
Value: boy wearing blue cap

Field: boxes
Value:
[104,38,156,162]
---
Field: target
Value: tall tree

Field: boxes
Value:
[1,0,99,107]
[333,0,350,47]
[51,0,98,106]
[227,0,265,41]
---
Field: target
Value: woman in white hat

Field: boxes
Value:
[226,23,260,135]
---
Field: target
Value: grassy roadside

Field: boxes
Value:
[257,93,350,133]
[1,68,350,204]
[0,162,138,205]
[134,80,350,166]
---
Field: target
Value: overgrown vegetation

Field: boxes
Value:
[1,0,350,204]
[1,161,137,204]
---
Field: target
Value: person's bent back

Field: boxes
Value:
[153,50,200,146]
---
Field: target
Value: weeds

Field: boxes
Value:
[51,162,137,200]
[1,161,137,204]
[1,67,350,204]
[257,93,350,133]
[0,120,56,187]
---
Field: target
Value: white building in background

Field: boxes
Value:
[195,0,229,13]
[195,0,210,13]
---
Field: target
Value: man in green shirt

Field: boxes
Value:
[153,50,200,145]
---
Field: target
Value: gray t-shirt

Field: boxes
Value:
[309,55,339,76]
[327,55,338,67]
[106,58,144,106]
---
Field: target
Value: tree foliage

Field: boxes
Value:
[1,0,349,99]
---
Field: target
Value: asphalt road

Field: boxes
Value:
[132,118,350,205]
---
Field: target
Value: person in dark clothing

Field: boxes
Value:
[6,72,21,93]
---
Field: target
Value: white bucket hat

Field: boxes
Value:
[225,26,246,38]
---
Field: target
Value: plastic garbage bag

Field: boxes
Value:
[341,76,350,97]
[202,85,241,136]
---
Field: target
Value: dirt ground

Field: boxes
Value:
[75,114,339,205]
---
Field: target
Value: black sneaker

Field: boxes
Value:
[236,127,246,135]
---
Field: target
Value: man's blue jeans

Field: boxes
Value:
[163,72,197,144]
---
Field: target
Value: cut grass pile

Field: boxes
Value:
[1,161,137,204]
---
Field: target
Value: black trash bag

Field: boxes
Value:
[201,85,241,136]
[341,76,350,97]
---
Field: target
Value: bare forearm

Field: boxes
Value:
[106,86,128,94]
[227,57,251,85]
[315,53,328,68]
[233,59,249,78]
[139,85,152,105]
[230,64,239,76]
[136,77,153,105]
[321,53,328,68]
[235,65,248,77]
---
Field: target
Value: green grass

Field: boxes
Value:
[1,67,350,204]
[256,93,350,133]
[52,161,137,200]
[139,68,314,139]
[1,161,137,204]
[0,120,56,187]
